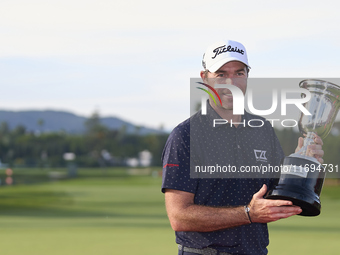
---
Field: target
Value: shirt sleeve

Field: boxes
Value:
[161,121,198,194]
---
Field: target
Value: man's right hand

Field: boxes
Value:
[248,184,302,223]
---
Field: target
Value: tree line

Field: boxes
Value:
[0,112,339,171]
[0,113,168,168]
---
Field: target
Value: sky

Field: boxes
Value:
[1,0,340,131]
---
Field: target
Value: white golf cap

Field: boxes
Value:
[202,40,250,72]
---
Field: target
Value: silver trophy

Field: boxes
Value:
[266,79,340,216]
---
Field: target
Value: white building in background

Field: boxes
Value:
[139,150,152,167]
[63,152,76,161]
[126,158,139,167]
[125,150,153,167]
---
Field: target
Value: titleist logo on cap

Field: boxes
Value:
[212,45,244,59]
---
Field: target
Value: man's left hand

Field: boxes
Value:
[295,134,324,164]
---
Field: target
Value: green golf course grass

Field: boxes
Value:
[0,168,339,255]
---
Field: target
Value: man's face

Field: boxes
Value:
[201,61,248,111]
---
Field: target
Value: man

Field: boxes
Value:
[161,40,324,255]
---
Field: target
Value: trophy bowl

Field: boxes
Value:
[266,79,340,216]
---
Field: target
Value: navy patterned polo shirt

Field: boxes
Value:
[161,102,285,255]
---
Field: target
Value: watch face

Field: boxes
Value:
[246,206,250,212]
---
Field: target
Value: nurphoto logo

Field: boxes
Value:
[195,81,312,128]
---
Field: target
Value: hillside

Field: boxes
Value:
[0,110,164,135]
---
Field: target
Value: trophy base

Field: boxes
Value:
[266,185,321,216]
[266,156,325,217]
